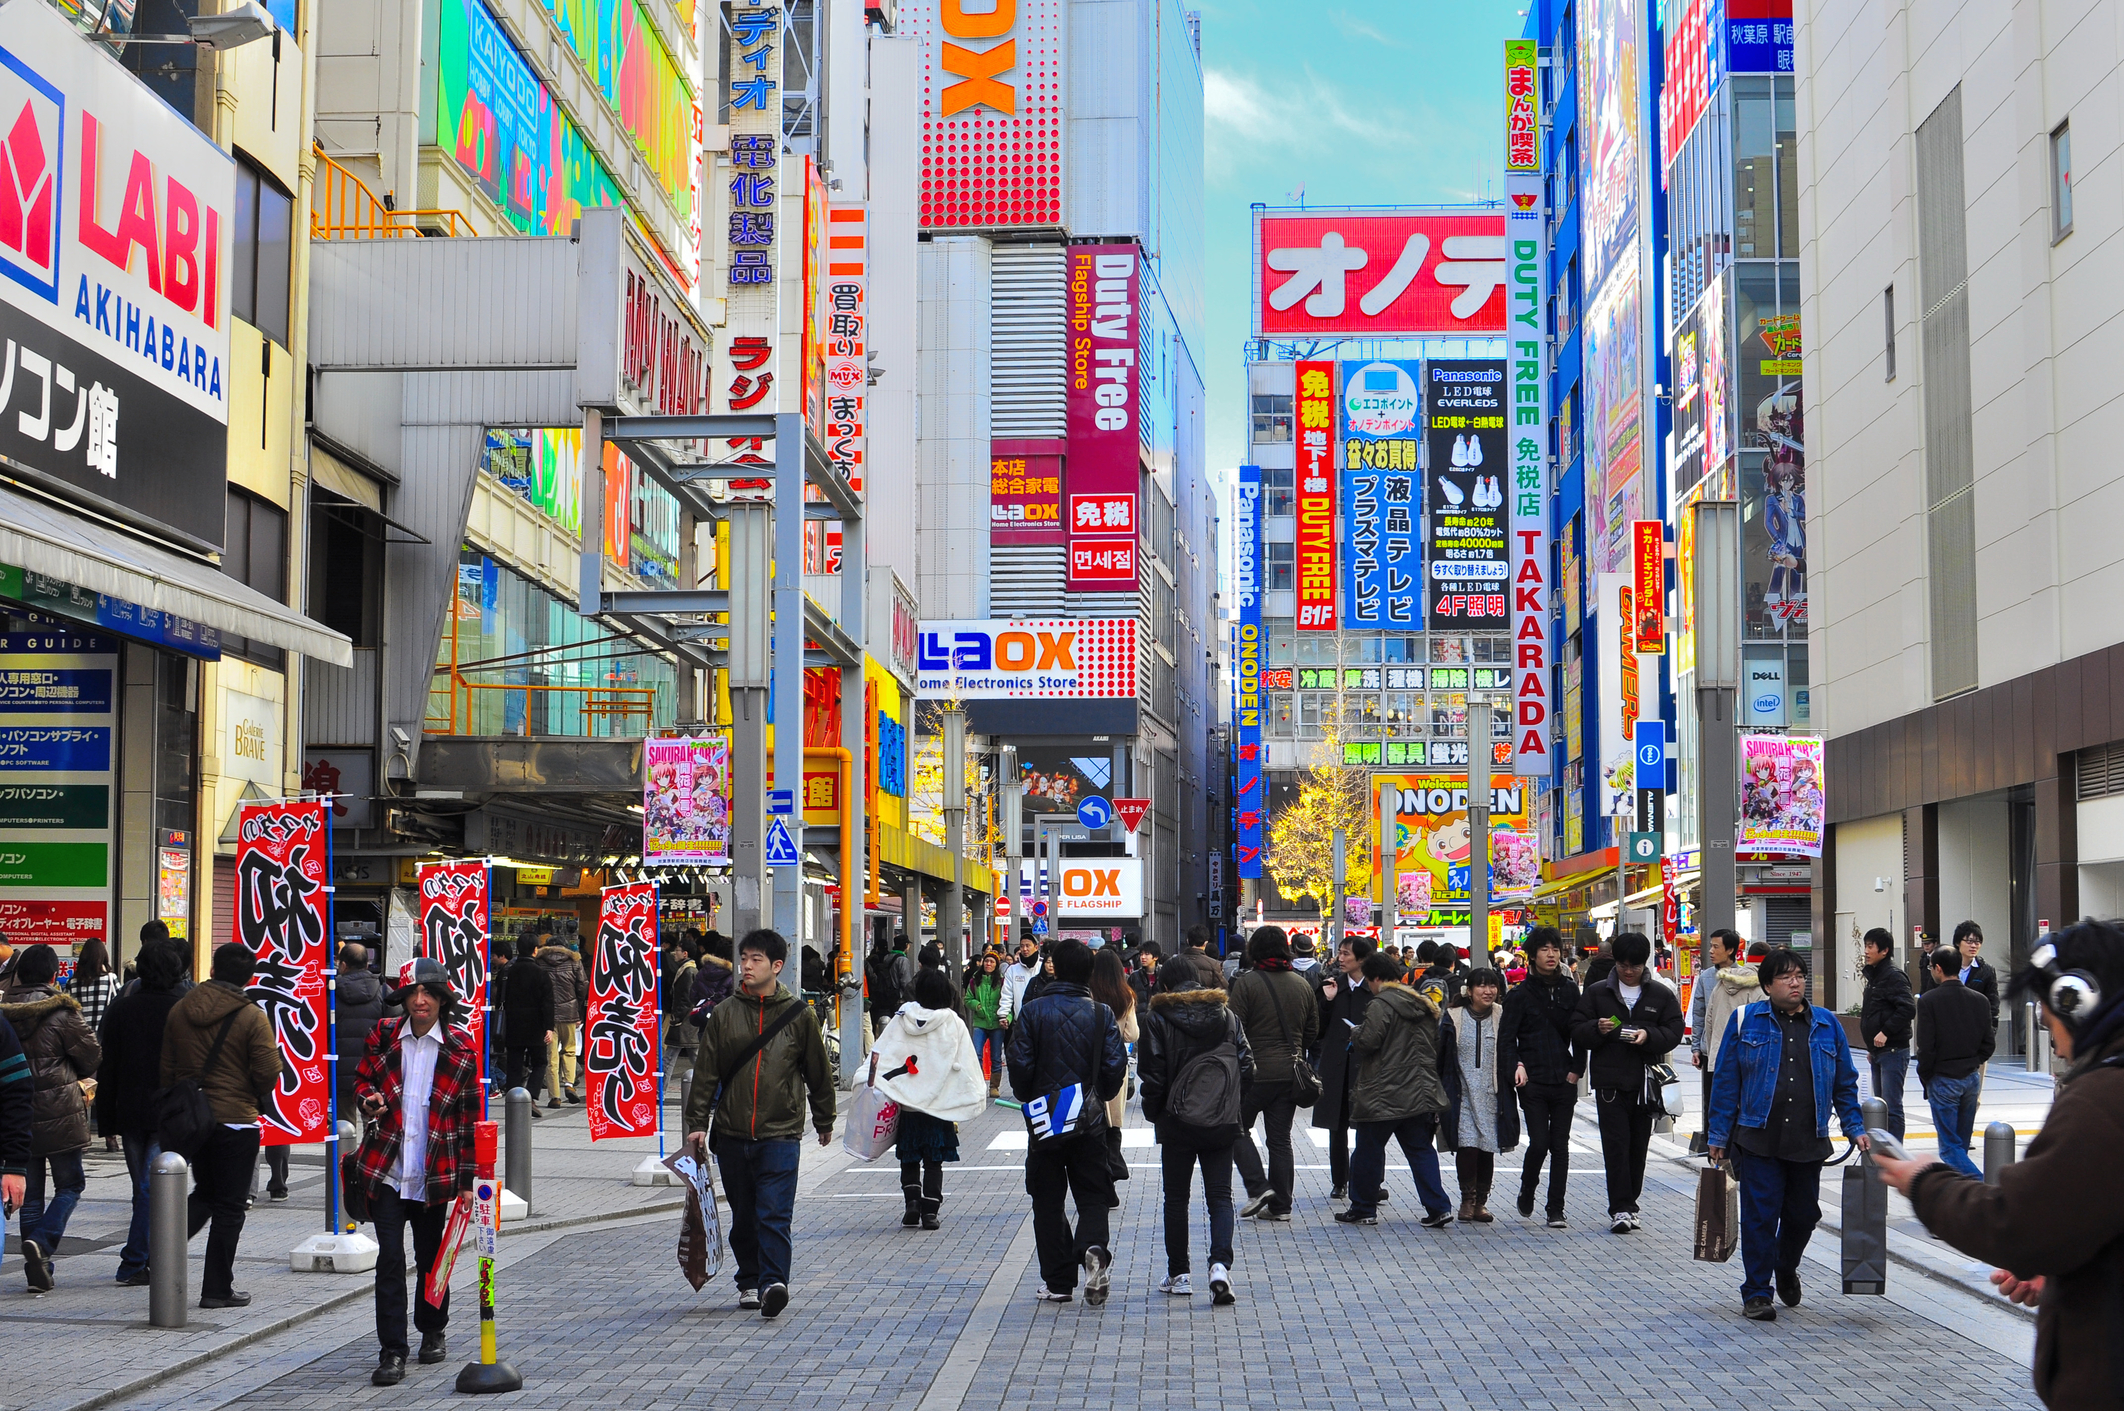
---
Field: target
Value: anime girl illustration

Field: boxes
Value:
[1785,755,1824,835]
[1760,395,1806,625]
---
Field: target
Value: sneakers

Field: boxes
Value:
[116,1269,151,1287]
[1081,1247,1111,1307]
[1159,1272,1193,1296]
[418,1332,448,1364]
[1627,1212,1642,1231]
[1418,1210,1455,1230]
[22,1239,51,1292]
[1239,1192,1274,1219]
[1035,1287,1074,1303]
[1611,1214,1633,1234]
[1256,1209,1292,1222]
[760,1283,789,1318]
[1517,1191,1537,1218]
[1208,1263,1234,1306]
[1333,1208,1378,1225]
[1776,1266,1802,1308]
[1743,1296,1778,1322]
[738,1288,762,1310]
[1546,1215,1570,1229]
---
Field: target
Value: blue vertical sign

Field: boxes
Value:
[1340,360,1425,628]
[1234,465,1264,879]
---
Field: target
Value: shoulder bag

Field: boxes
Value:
[1024,1002,1112,1147]
[152,1010,241,1161]
[705,999,810,1145]
[1262,975,1321,1107]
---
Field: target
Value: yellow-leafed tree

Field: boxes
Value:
[1265,707,1374,919]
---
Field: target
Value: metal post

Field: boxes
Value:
[942,709,966,977]
[1329,828,1346,952]
[1469,698,1491,964]
[331,1119,356,1231]
[505,1088,533,1207]
[1693,500,1740,939]
[150,1151,189,1327]
[1860,1095,1887,1135]
[1984,1121,2018,1184]
[1380,776,1398,950]
[1002,744,1022,954]
[771,412,807,949]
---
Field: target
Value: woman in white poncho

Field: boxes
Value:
[872,968,987,1230]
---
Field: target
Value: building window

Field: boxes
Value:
[1265,540,1294,591]
[1266,617,1294,664]
[308,491,382,649]
[1883,285,1896,380]
[221,488,287,667]
[2052,120,2073,241]
[1263,466,1296,518]
[1250,393,1293,445]
[232,156,293,347]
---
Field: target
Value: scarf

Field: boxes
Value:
[1253,957,1292,972]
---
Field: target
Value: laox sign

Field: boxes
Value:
[937,0,1021,115]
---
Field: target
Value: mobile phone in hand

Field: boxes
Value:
[1866,1128,1910,1162]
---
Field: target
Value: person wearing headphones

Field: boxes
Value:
[1875,917,2124,1411]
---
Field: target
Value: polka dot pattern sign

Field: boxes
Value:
[907,0,1066,230]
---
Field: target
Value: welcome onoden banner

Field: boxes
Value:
[235,799,332,1145]
[417,861,492,1086]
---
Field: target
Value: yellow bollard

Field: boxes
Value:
[455,1120,523,1394]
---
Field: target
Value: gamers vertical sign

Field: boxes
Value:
[0,0,234,550]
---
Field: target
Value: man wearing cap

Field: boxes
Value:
[349,958,483,1387]
[1877,919,2124,1411]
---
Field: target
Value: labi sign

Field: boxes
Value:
[0,0,235,551]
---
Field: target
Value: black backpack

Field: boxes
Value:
[152,1010,240,1160]
[1166,1021,1243,1130]
[869,952,909,1012]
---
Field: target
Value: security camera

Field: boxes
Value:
[390,726,412,749]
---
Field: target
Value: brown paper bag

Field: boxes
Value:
[1693,1162,1738,1263]
[665,1150,724,1291]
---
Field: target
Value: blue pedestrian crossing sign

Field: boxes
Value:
[1077,795,1112,829]
[1032,918,1049,936]
[764,816,801,866]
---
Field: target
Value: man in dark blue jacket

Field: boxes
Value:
[1007,939,1127,1306]
[1707,948,1867,1322]
[1502,927,1580,1227]
[96,939,190,1283]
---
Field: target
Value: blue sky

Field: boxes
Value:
[1199,0,1532,483]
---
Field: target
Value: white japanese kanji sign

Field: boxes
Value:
[1254,211,1509,338]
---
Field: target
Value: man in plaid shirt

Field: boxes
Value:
[350,958,482,1387]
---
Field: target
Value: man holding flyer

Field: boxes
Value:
[349,958,483,1386]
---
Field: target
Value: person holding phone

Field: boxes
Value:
[1570,932,1684,1235]
[1705,948,1868,1323]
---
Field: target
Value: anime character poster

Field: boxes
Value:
[1739,734,1824,857]
[1736,274,1806,638]
[1373,775,1532,921]
[235,800,333,1145]
[644,735,732,866]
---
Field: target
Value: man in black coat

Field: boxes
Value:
[335,943,388,1133]
[1950,920,2002,1026]
[1502,926,1581,1226]
[1916,948,1996,1178]
[1309,935,1375,1201]
[1006,940,1127,1305]
[96,938,189,1285]
[500,936,554,1112]
[1858,928,1916,1140]
[1571,930,1685,1233]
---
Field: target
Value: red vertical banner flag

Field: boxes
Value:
[1634,520,1667,654]
[1294,359,1338,629]
[235,799,333,1146]
[586,882,661,1140]
[416,861,492,1088]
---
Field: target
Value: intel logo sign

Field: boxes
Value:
[1753,694,1781,714]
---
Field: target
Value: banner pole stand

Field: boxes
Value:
[632,881,678,1186]
[456,1121,524,1394]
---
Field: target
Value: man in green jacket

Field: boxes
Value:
[1334,951,1457,1229]
[683,929,834,1319]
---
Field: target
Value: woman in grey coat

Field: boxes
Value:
[1440,968,1521,1223]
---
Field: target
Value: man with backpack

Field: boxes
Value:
[158,944,280,1309]
[1007,939,1127,1305]
[1140,964,1254,1303]
[867,934,916,1038]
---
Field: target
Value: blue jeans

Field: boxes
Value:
[972,1028,1005,1084]
[1735,1150,1823,1301]
[715,1135,801,1291]
[1867,1048,1909,1141]
[1928,1071,1983,1177]
[117,1131,160,1280]
[1348,1114,1451,1219]
[20,1149,86,1266]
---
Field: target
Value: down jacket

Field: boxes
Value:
[1140,984,1254,1150]
[160,980,280,1126]
[538,944,588,1026]
[1004,980,1127,1125]
[0,986,100,1155]
[1348,982,1458,1126]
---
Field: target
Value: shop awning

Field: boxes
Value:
[1526,864,1615,904]
[1622,882,1666,908]
[0,482,353,666]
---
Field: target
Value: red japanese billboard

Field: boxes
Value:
[416,861,492,1088]
[1294,360,1338,630]
[235,800,332,1146]
[1634,520,1667,653]
[586,882,661,1140]
[1661,0,1715,171]
[1065,243,1141,592]
[1254,211,1509,338]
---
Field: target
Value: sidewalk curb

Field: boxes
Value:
[60,1197,691,1411]
[1647,1137,2035,1323]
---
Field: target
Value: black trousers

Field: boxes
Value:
[505,1043,546,1099]
[372,1185,452,1358]
[187,1125,259,1299]
[1024,1133,1113,1294]
[1517,1083,1576,1217]
[1595,1088,1655,1216]
[1233,1086,1298,1213]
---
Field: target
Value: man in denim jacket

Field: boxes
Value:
[1706,947,1868,1323]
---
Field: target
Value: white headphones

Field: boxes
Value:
[2027,942,2104,1031]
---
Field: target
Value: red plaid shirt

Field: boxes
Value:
[349,1016,482,1201]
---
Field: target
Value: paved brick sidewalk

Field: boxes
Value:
[97,1091,2042,1411]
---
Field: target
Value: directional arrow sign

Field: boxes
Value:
[766,789,794,817]
[1077,795,1112,829]
[1112,797,1151,833]
[764,816,801,866]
